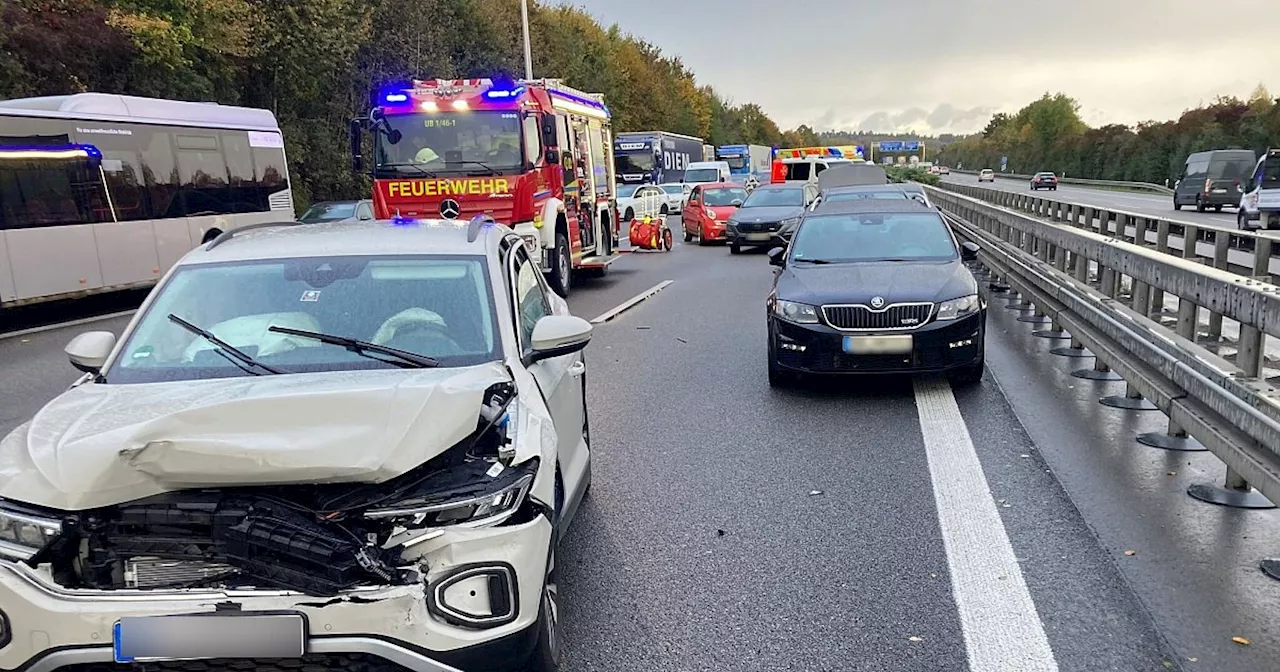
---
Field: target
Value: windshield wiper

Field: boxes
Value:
[795,258,835,264]
[446,159,502,175]
[379,162,440,178]
[267,326,439,368]
[167,314,284,375]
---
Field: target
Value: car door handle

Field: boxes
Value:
[568,361,586,377]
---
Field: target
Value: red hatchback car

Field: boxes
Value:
[682,183,749,245]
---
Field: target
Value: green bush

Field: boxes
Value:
[886,165,941,186]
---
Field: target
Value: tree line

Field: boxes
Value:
[936,89,1280,184]
[0,0,804,207]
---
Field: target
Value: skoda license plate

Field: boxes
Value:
[843,335,913,355]
[114,614,305,663]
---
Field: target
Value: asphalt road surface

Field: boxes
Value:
[3,240,1279,671]
[940,173,1243,231]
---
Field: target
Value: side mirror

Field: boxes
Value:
[527,315,593,363]
[544,148,560,165]
[66,331,116,374]
[767,247,787,267]
[961,241,980,261]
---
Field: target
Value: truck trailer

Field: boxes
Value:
[613,131,704,186]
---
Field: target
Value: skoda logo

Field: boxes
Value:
[439,199,461,219]
[870,296,886,309]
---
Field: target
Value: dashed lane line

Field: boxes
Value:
[913,376,1059,672]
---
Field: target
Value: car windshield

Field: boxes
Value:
[299,202,358,223]
[685,168,721,182]
[743,187,804,207]
[619,185,644,199]
[719,154,748,170]
[375,111,522,177]
[790,212,958,263]
[703,187,748,206]
[824,190,908,202]
[107,255,500,384]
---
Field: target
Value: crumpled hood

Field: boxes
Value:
[0,363,510,511]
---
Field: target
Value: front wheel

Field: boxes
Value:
[659,205,669,216]
[1173,197,1182,211]
[729,241,741,254]
[623,207,634,221]
[949,355,985,387]
[526,547,561,672]
[549,232,572,298]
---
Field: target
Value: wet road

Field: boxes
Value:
[3,241,1280,671]
[940,173,1243,231]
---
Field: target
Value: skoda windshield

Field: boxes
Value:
[375,111,524,178]
[107,255,502,384]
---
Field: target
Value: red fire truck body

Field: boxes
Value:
[352,78,621,296]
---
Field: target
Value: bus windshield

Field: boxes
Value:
[376,111,523,177]
[719,155,748,170]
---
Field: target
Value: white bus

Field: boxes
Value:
[0,93,293,308]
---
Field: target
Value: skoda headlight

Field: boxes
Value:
[936,294,980,321]
[773,300,819,324]
[0,503,63,560]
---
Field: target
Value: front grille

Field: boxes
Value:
[736,221,777,232]
[822,303,933,331]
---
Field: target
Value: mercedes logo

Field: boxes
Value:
[870,296,886,309]
[439,199,461,219]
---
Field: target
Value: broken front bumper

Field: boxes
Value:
[0,514,552,672]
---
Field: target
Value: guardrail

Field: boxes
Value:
[925,184,1280,578]
[949,168,1174,195]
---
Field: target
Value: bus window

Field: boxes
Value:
[0,144,113,229]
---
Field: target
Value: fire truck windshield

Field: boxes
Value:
[375,111,523,177]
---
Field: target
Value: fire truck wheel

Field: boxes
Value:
[550,231,572,297]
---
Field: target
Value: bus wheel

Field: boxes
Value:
[550,231,572,298]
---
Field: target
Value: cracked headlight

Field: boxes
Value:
[774,299,819,324]
[363,459,538,528]
[0,503,62,560]
[936,294,980,321]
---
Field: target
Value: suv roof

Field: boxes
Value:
[190,218,509,265]
[809,198,936,217]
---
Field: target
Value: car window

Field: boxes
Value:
[108,255,501,383]
[825,190,909,202]
[743,187,804,207]
[661,185,684,194]
[356,203,374,220]
[702,187,748,206]
[790,212,958,263]
[300,202,357,223]
[620,185,642,199]
[513,248,552,350]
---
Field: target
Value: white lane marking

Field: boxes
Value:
[589,280,673,324]
[913,377,1058,672]
[0,309,137,341]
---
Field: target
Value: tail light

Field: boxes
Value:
[1203,178,1212,194]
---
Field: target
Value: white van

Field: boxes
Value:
[775,157,857,187]
[1237,148,1280,230]
[684,160,731,186]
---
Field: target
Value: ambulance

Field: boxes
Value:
[770,145,866,186]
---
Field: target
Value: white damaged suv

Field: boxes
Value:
[0,215,594,672]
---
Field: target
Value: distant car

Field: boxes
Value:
[978,169,995,183]
[725,183,816,254]
[765,200,985,387]
[298,200,374,224]
[938,166,951,175]
[1030,172,1058,191]
[617,184,669,221]
[657,182,692,213]
[681,183,748,245]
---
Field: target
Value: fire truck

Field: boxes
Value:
[350,78,621,297]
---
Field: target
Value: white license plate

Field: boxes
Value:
[1212,188,1227,193]
[114,614,305,663]
[843,335,913,355]
[746,233,771,241]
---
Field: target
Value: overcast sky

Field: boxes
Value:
[577,0,1280,135]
